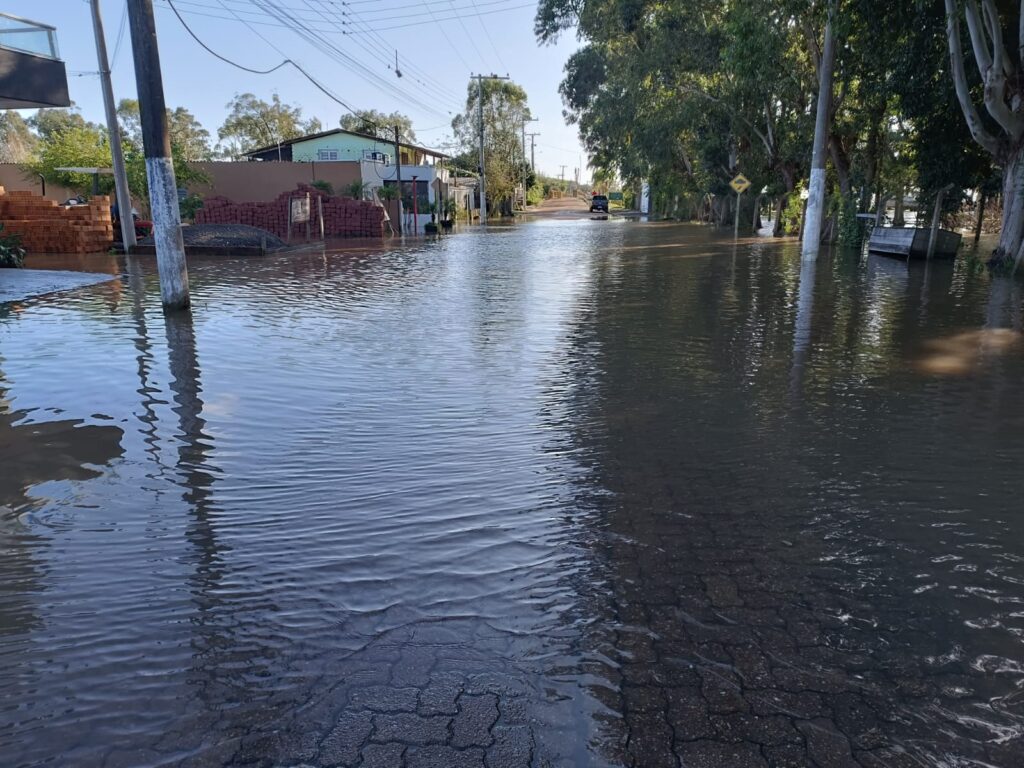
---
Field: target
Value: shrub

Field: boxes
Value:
[179,194,204,222]
[0,223,26,268]
[311,179,334,195]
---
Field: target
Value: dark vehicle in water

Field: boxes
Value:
[590,194,609,213]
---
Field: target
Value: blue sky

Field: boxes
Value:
[7,0,589,181]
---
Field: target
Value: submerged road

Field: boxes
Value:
[1,220,1023,766]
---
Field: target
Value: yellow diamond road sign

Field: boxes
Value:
[730,174,751,194]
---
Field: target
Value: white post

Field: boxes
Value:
[801,7,835,261]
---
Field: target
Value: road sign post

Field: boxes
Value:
[730,174,751,238]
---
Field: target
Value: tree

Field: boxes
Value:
[0,112,38,163]
[26,104,98,142]
[340,110,417,143]
[943,0,1024,267]
[117,100,212,161]
[26,123,114,194]
[452,79,532,215]
[217,93,322,157]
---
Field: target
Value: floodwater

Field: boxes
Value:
[2,221,1024,768]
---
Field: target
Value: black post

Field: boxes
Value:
[126,0,189,310]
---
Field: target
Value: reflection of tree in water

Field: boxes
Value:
[549,242,1024,766]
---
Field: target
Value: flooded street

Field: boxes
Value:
[2,219,1024,767]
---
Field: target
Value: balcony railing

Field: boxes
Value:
[0,12,59,60]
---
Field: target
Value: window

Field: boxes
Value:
[316,149,339,161]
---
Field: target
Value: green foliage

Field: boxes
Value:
[340,110,416,143]
[527,182,545,205]
[375,184,399,201]
[0,112,38,163]
[781,186,805,236]
[117,99,212,161]
[311,179,334,195]
[452,79,532,214]
[343,180,369,200]
[26,124,115,194]
[217,93,322,158]
[0,224,26,268]
[837,193,864,248]
[179,194,204,222]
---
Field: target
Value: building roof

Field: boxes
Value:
[243,127,450,160]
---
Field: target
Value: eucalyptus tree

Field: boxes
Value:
[943,0,1024,266]
[451,79,532,215]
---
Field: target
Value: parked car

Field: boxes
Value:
[590,194,609,213]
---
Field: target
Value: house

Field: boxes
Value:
[0,12,69,109]
[244,128,456,235]
[243,127,448,167]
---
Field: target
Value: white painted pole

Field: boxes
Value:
[801,7,835,262]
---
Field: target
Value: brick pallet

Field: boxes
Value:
[194,184,386,239]
[0,187,113,254]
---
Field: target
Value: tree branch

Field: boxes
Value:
[964,0,993,74]
[945,0,1001,155]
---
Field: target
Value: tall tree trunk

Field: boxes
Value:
[829,136,852,197]
[974,189,986,243]
[997,151,1024,267]
[893,188,906,227]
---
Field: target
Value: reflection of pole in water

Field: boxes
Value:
[163,311,226,596]
[790,257,817,397]
[127,257,168,477]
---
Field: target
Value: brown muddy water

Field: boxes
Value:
[1,220,1024,768]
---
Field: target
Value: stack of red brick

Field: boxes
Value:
[194,184,386,239]
[0,187,114,254]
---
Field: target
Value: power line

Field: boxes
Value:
[166,0,362,115]
[110,1,129,67]
[248,0,454,118]
[305,0,461,105]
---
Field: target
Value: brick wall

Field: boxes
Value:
[194,184,386,239]
[0,187,113,254]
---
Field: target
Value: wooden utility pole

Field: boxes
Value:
[126,0,189,310]
[801,5,836,261]
[393,125,403,235]
[527,132,539,171]
[90,0,136,250]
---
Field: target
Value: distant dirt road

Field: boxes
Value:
[523,196,594,219]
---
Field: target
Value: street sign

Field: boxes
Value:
[730,174,751,194]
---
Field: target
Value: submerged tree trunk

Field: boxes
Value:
[997,152,1024,267]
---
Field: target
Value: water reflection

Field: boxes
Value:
[1,225,1023,766]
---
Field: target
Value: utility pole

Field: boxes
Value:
[474,73,510,225]
[393,125,403,235]
[127,0,189,310]
[801,3,835,261]
[90,0,135,250]
[527,133,539,171]
[520,117,538,209]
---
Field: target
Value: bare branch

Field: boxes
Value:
[945,0,1001,155]
[981,0,1014,77]
[964,0,993,74]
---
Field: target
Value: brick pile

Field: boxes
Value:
[0,187,114,254]
[194,184,386,239]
